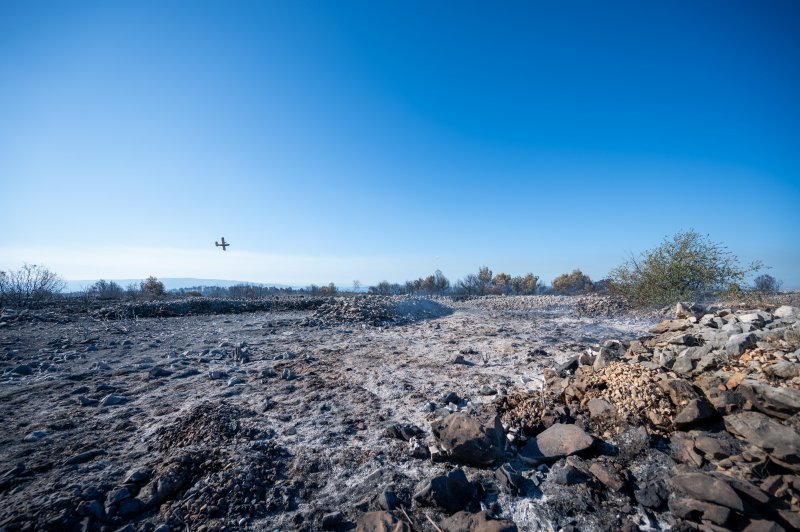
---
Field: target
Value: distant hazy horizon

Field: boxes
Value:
[2,2,798,289]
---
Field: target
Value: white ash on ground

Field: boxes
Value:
[1,295,799,531]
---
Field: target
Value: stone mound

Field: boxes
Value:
[150,402,261,451]
[305,296,452,327]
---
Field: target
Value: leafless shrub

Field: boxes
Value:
[88,279,125,300]
[0,263,66,308]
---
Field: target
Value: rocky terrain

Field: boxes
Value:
[0,295,798,531]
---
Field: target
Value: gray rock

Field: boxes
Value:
[148,366,172,379]
[725,333,758,356]
[650,319,691,334]
[322,511,343,529]
[550,463,589,485]
[356,511,410,532]
[695,353,717,373]
[208,370,227,380]
[674,399,716,429]
[774,306,798,320]
[227,377,244,386]
[668,333,699,346]
[11,364,32,376]
[764,361,800,379]
[494,463,522,495]
[658,378,699,406]
[64,449,106,465]
[431,412,505,466]
[721,323,744,335]
[736,379,800,419]
[668,497,730,526]
[519,423,593,463]
[669,472,743,511]
[378,489,399,511]
[78,395,99,407]
[739,312,768,327]
[439,511,518,532]
[413,468,475,513]
[588,462,626,491]
[479,385,497,396]
[587,398,615,418]
[101,394,127,407]
[634,478,668,508]
[23,430,46,442]
[408,437,429,459]
[672,355,695,375]
[676,303,705,319]
[724,411,800,471]
[385,423,423,441]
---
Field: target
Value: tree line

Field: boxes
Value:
[0,231,788,308]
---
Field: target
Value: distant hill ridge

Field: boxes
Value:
[64,278,294,292]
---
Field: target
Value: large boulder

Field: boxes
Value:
[669,472,743,512]
[356,511,411,532]
[736,380,800,420]
[764,361,800,380]
[668,497,731,526]
[519,423,593,464]
[725,333,757,357]
[431,412,505,466]
[774,306,798,320]
[724,411,800,471]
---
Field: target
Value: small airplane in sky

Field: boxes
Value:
[215,237,230,251]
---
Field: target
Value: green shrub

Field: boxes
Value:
[609,230,761,307]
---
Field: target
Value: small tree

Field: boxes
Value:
[477,266,493,295]
[352,280,361,293]
[0,264,65,307]
[551,269,593,295]
[454,273,482,295]
[433,270,450,294]
[510,273,540,295]
[319,283,338,296]
[491,273,512,295]
[140,276,166,300]
[609,230,762,307]
[753,274,782,293]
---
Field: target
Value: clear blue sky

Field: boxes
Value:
[1,1,799,287]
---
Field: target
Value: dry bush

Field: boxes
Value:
[140,276,166,300]
[551,269,593,295]
[0,264,65,308]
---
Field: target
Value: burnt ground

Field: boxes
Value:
[0,296,655,531]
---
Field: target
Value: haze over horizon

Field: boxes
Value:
[2,1,799,288]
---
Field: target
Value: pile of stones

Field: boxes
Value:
[452,294,635,318]
[384,303,800,531]
[483,303,799,530]
[90,296,327,320]
[304,296,452,327]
